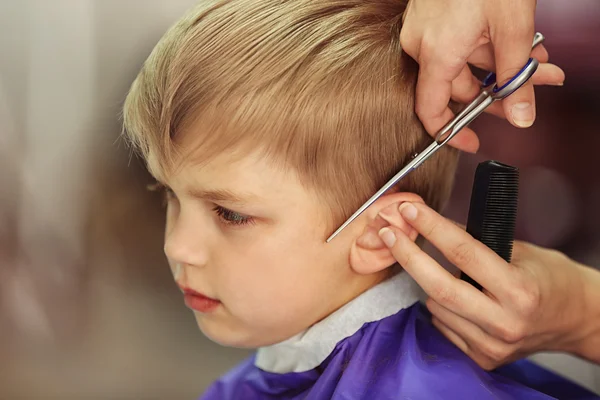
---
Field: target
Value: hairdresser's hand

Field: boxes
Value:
[378,202,600,370]
[400,0,565,153]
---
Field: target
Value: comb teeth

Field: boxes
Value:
[461,161,519,290]
[479,171,519,261]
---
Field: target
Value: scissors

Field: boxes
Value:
[326,32,545,243]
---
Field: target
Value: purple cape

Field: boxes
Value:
[201,302,598,399]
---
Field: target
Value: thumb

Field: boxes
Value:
[491,22,536,128]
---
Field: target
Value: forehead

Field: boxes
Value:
[160,148,314,207]
[182,151,288,192]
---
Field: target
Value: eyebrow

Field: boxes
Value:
[186,187,261,204]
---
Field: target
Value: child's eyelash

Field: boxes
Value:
[213,205,253,226]
[147,182,253,226]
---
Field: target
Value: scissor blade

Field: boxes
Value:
[326,141,439,242]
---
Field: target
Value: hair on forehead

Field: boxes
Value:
[123,0,459,230]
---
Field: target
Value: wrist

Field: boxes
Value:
[567,264,600,363]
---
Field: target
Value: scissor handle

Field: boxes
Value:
[492,57,539,98]
[435,56,539,145]
[481,32,545,89]
[481,71,497,88]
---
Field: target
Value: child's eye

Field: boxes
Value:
[213,205,253,226]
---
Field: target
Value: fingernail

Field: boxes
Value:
[399,202,418,221]
[378,227,396,248]
[511,102,534,127]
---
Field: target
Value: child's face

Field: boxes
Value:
[161,145,382,348]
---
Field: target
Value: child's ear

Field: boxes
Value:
[349,193,424,275]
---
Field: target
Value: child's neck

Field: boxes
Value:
[255,271,422,374]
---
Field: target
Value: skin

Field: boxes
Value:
[401,0,565,152]
[156,129,422,348]
[379,202,600,370]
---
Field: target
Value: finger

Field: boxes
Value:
[431,316,469,353]
[480,102,506,119]
[443,125,480,154]
[468,43,549,72]
[450,65,481,104]
[450,91,500,121]
[449,99,505,123]
[479,63,565,120]
[450,74,506,119]
[431,316,502,370]
[449,68,505,119]
[529,63,565,86]
[428,297,506,350]
[449,62,564,124]
[429,298,489,337]
[414,37,468,136]
[397,202,514,294]
[415,40,481,153]
[432,315,501,371]
[448,65,490,149]
[490,12,537,128]
[491,63,565,121]
[427,299,515,365]
[415,67,455,135]
[533,45,550,63]
[378,226,495,322]
[420,101,480,153]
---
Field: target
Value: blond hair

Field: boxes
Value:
[123,0,459,230]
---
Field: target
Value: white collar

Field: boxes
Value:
[254,272,422,373]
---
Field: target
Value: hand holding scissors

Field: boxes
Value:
[400,0,565,152]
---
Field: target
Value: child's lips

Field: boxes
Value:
[179,287,221,313]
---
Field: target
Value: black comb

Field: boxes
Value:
[461,160,519,290]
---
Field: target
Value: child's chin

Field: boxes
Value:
[195,318,291,349]
[195,318,265,349]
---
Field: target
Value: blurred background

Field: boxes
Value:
[0,0,598,398]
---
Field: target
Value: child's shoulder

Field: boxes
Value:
[328,302,557,399]
[200,303,580,399]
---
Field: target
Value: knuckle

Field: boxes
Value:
[493,13,533,38]
[417,35,435,62]
[422,217,443,239]
[480,341,510,362]
[449,242,476,267]
[399,28,416,55]
[419,35,462,71]
[509,278,541,317]
[431,284,458,307]
[414,101,430,121]
[478,358,498,371]
[497,323,525,344]
[402,249,422,271]
[496,65,525,83]
[503,22,530,38]
[519,286,541,316]
[425,297,438,313]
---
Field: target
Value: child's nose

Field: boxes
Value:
[163,218,208,268]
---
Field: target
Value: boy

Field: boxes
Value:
[123,0,595,398]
